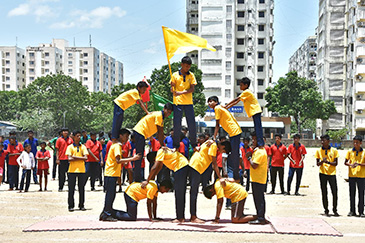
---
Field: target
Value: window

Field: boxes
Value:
[84,61,88,65]
[259,25,265,31]
[45,52,49,57]
[6,60,10,64]
[6,85,10,89]
[191,14,195,18]
[6,68,10,73]
[258,38,265,45]
[6,76,10,81]
[29,52,34,57]
[237,25,244,31]
[191,27,197,31]
[225,75,231,85]
[258,79,264,85]
[226,61,232,71]
[237,66,244,72]
[237,38,244,45]
[226,20,232,28]
[68,61,72,65]
[258,93,264,99]
[45,61,49,65]
[45,69,49,73]
[257,66,264,72]
[225,89,231,98]
[84,69,88,73]
[68,69,72,73]
[68,53,73,57]
[259,11,265,17]
[238,0,244,3]
[226,6,232,13]
[258,52,264,59]
[259,0,265,3]
[83,53,88,57]
[30,77,35,81]
[237,52,244,58]
[238,11,244,17]
[5,52,10,57]
[29,61,34,65]
[84,77,88,81]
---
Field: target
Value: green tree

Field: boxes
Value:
[148,62,206,132]
[0,91,20,121]
[16,109,56,137]
[86,91,113,132]
[327,127,349,143]
[265,71,337,134]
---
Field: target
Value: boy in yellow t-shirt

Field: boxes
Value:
[344,135,365,217]
[224,77,264,147]
[112,180,172,221]
[65,131,89,212]
[100,129,141,222]
[111,81,149,143]
[170,56,198,151]
[208,95,242,181]
[204,178,256,223]
[315,134,339,217]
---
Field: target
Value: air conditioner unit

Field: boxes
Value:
[356,75,363,80]
[357,94,363,100]
[360,38,365,43]
[357,58,363,63]
[357,109,363,114]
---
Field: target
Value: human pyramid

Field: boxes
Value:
[0,56,364,226]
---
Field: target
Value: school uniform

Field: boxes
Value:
[49,136,58,179]
[287,143,307,194]
[155,149,189,220]
[250,147,268,222]
[189,141,217,217]
[315,146,339,214]
[112,89,141,139]
[56,136,73,191]
[85,139,102,190]
[17,151,35,191]
[133,111,164,182]
[214,105,242,180]
[36,149,51,176]
[346,148,365,215]
[65,143,88,210]
[241,146,253,191]
[171,70,197,149]
[239,90,264,146]
[24,137,39,184]
[6,142,24,190]
[270,143,287,193]
[164,135,174,149]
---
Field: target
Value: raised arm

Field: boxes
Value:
[138,99,149,115]
[223,97,240,110]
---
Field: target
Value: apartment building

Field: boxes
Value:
[0,46,26,91]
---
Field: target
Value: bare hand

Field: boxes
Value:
[193,146,200,152]
[206,140,214,147]
[56,159,60,165]
[245,151,252,159]
[132,153,142,161]
[141,181,148,189]
[219,178,227,187]
[22,165,26,169]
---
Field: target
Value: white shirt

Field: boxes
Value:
[17,151,35,169]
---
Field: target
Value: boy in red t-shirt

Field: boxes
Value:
[269,134,287,194]
[85,132,103,191]
[0,143,9,186]
[6,136,24,190]
[286,134,306,195]
[36,142,51,191]
[241,137,253,192]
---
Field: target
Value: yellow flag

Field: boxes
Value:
[162,26,216,61]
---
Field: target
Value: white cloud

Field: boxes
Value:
[8,4,31,16]
[144,39,163,54]
[51,6,126,29]
[8,0,59,21]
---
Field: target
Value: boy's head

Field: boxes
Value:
[203,184,216,199]
[293,134,301,144]
[119,129,131,143]
[61,127,69,138]
[197,133,206,144]
[219,136,227,142]
[82,130,87,136]
[181,126,188,136]
[9,136,16,144]
[239,77,251,90]
[353,135,362,149]
[207,96,219,109]
[9,131,16,136]
[251,131,258,147]
[73,131,82,143]
[159,180,173,193]
[24,143,31,152]
[99,131,104,138]
[163,103,173,118]
[108,131,112,139]
[136,81,149,95]
[169,128,174,136]
[181,56,192,73]
[204,132,210,140]
[90,131,97,140]
[320,134,330,147]
[218,140,231,154]
[275,134,282,144]
[40,142,46,149]
[243,137,250,146]
[99,137,105,145]
[130,134,135,142]
[147,151,157,164]
[27,130,34,138]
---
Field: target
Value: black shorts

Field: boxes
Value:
[231,198,246,219]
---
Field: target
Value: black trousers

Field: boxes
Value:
[58,160,69,190]
[252,182,266,221]
[319,173,338,213]
[349,177,364,215]
[270,166,284,193]
[68,173,86,209]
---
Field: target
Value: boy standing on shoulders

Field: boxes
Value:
[36,142,51,191]
[65,131,89,212]
[344,135,365,217]
[315,134,339,217]
[286,134,306,196]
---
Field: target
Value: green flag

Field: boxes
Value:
[151,92,173,118]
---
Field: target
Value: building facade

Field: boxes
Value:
[0,46,26,91]
[186,0,274,117]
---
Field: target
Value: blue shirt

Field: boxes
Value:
[130,141,136,153]
[182,137,190,158]
[101,143,107,161]
[24,138,39,156]
[164,135,174,149]
[3,139,10,150]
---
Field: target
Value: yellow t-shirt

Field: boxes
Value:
[104,143,123,177]
[239,90,262,118]
[315,147,339,175]
[125,181,159,202]
[214,180,248,203]
[133,111,164,139]
[346,149,365,178]
[114,89,141,110]
[250,147,268,184]
[214,105,242,137]
[189,141,217,174]
[155,149,188,172]
[170,71,197,105]
[65,144,88,173]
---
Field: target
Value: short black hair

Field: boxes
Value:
[353,135,363,142]
[198,133,205,139]
[27,130,34,134]
[119,128,131,136]
[90,131,96,136]
[136,81,149,89]
[24,143,30,149]
[275,134,282,139]
[108,131,112,139]
[293,134,301,139]
[219,136,227,141]
[164,103,173,111]
[243,137,250,142]
[99,131,104,137]
[204,132,210,137]
[251,131,257,138]
[99,136,105,141]
[170,128,174,132]
[147,151,157,163]
[181,56,192,65]
[240,77,251,88]
[219,140,231,153]
[181,126,188,132]
[9,131,16,136]
[320,134,330,141]
[203,184,215,199]
[207,96,219,103]
[40,141,46,146]
[9,136,16,140]
[73,130,81,136]
[160,180,173,190]
[82,130,86,133]
[61,127,69,132]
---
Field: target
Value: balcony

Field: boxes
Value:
[356,82,365,93]
[355,118,365,130]
[355,100,365,110]
[356,64,365,74]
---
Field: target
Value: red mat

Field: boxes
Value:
[269,217,342,237]
[23,215,274,234]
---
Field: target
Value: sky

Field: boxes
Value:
[0,0,319,84]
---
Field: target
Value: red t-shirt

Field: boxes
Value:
[122,141,132,158]
[270,143,287,167]
[287,143,307,168]
[36,150,51,169]
[241,146,254,170]
[105,140,113,161]
[86,139,102,162]
[216,150,222,168]
[56,137,73,160]
[132,148,145,168]
[178,142,185,154]
[0,150,9,168]
[6,143,24,165]
[150,137,161,152]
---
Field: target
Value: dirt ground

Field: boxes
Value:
[0,148,364,242]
